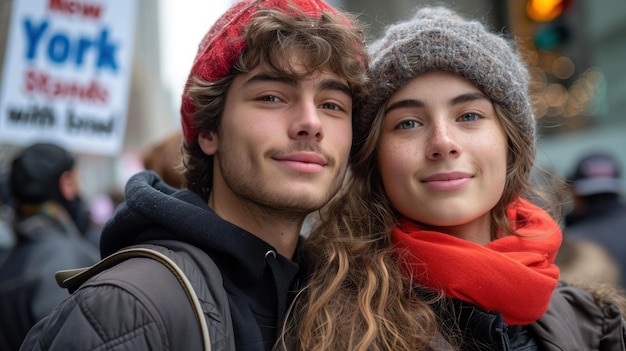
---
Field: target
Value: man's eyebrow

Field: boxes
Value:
[244,73,351,96]
[244,73,298,87]
[318,79,351,96]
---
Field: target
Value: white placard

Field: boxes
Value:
[0,0,138,156]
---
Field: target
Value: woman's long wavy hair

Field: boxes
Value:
[182,6,370,201]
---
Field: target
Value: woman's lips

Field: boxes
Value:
[421,172,472,191]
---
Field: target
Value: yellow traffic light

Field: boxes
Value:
[526,0,566,22]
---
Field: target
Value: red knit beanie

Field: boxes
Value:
[180,0,344,145]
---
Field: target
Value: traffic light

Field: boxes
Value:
[533,22,570,50]
[526,0,573,50]
[526,0,570,22]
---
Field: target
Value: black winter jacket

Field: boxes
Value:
[435,281,626,350]
[19,171,305,351]
[0,204,100,351]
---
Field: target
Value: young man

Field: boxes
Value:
[18,1,369,350]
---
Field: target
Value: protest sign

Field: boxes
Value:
[0,0,137,155]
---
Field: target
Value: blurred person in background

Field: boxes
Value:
[565,150,626,290]
[0,142,100,351]
[142,130,184,189]
[0,171,14,264]
[82,188,125,248]
[556,231,622,290]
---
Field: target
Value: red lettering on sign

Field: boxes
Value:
[24,69,109,104]
[49,0,103,20]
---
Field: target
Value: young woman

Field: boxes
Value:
[279,6,626,351]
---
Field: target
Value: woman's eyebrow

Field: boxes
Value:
[385,99,425,115]
[450,92,489,106]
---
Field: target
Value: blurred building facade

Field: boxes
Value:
[1,0,625,199]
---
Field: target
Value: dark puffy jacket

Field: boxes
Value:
[20,241,234,350]
[0,205,100,351]
[19,171,305,351]
[434,282,626,350]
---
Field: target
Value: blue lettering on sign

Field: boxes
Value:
[48,32,71,63]
[24,19,48,59]
[22,18,119,72]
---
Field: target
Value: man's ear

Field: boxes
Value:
[198,131,219,156]
[58,170,77,201]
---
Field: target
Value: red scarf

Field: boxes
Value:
[391,198,561,325]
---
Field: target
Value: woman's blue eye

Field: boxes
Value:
[460,113,481,122]
[398,120,419,129]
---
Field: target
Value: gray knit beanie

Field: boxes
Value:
[357,6,535,155]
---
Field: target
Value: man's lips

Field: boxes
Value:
[274,152,328,173]
[421,172,472,191]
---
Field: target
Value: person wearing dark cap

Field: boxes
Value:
[565,151,626,288]
[20,0,369,350]
[0,142,100,351]
[279,6,626,350]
